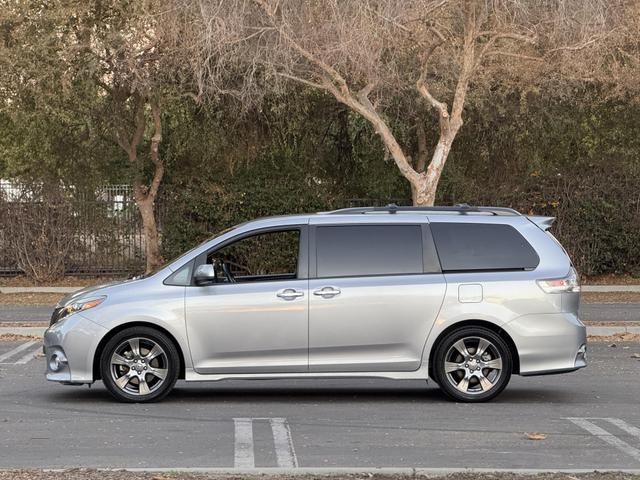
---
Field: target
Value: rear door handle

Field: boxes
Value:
[276,288,304,300]
[313,286,341,298]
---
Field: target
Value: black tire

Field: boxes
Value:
[100,326,180,403]
[433,326,512,402]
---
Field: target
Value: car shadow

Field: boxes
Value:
[45,379,579,405]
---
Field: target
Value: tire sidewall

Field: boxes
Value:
[434,326,512,402]
[100,326,180,403]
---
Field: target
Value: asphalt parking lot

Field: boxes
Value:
[1,340,640,471]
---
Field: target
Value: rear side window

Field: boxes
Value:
[316,225,423,278]
[430,223,539,272]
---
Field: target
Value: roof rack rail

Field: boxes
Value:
[325,203,521,216]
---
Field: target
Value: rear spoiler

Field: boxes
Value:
[527,216,555,231]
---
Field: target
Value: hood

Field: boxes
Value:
[56,278,143,307]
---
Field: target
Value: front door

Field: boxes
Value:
[308,223,446,372]
[186,227,309,374]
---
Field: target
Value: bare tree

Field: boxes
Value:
[178,0,634,205]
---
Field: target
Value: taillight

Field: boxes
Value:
[537,267,580,293]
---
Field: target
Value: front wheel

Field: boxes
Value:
[433,326,512,402]
[100,326,180,403]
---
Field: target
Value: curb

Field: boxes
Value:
[2,326,640,339]
[37,467,640,475]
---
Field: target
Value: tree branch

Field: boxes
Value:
[252,0,349,95]
[416,41,450,137]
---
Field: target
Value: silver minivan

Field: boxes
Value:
[44,205,586,403]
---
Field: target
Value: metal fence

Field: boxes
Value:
[0,180,410,277]
[0,182,147,277]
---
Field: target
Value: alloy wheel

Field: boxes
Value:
[443,336,503,395]
[109,337,169,396]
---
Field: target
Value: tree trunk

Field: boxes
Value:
[134,186,163,273]
[115,94,165,274]
[410,137,452,206]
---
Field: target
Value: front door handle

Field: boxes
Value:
[313,286,341,298]
[276,288,304,300]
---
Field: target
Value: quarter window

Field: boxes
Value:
[315,225,423,278]
[430,223,539,272]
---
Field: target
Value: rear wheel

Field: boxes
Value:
[100,327,179,403]
[433,326,512,402]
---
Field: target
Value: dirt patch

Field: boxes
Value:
[0,333,40,341]
[588,332,640,342]
[0,321,48,328]
[0,276,120,287]
[584,320,640,327]
[0,293,64,305]
[0,472,638,480]
[581,292,640,303]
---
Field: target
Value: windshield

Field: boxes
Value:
[135,224,242,279]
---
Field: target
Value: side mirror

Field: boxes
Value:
[193,264,216,286]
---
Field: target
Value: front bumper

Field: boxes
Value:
[43,313,108,384]
[504,312,587,376]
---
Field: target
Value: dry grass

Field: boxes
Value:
[0,293,64,305]
[0,468,640,480]
[588,332,640,343]
[0,276,119,287]
[0,333,41,341]
[0,472,638,480]
[581,292,640,303]
[583,274,640,285]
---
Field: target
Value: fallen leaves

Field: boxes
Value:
[0,333,40,342]
[589,332,640,342]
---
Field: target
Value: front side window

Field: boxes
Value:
[208,229,300,283]
[315,225,423,278]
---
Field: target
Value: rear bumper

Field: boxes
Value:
[503,312,587,376]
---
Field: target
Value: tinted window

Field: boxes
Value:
[209,230,299,283]
[430,223,539,271]
[316,225,423,278]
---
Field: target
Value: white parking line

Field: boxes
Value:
[605,418,640,440]
[14,345,43,365]
[270,418,299,468]
[0,340,38,364]
[233,418,255,469]
[233,417,298,468]
[567,417,640,462]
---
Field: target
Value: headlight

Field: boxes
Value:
[51,296,106,326]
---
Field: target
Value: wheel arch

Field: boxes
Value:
[93,322,186,381]
[427,320,520,379]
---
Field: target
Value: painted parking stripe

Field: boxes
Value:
[14,344,43,364]
[567,417,640,462]
[0,341,38,364]
[233,418,255,469]
[605,418,640,440]
[233,418,298,468]
[270,418,299,468]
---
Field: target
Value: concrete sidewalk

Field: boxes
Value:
[2,284,640,294]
